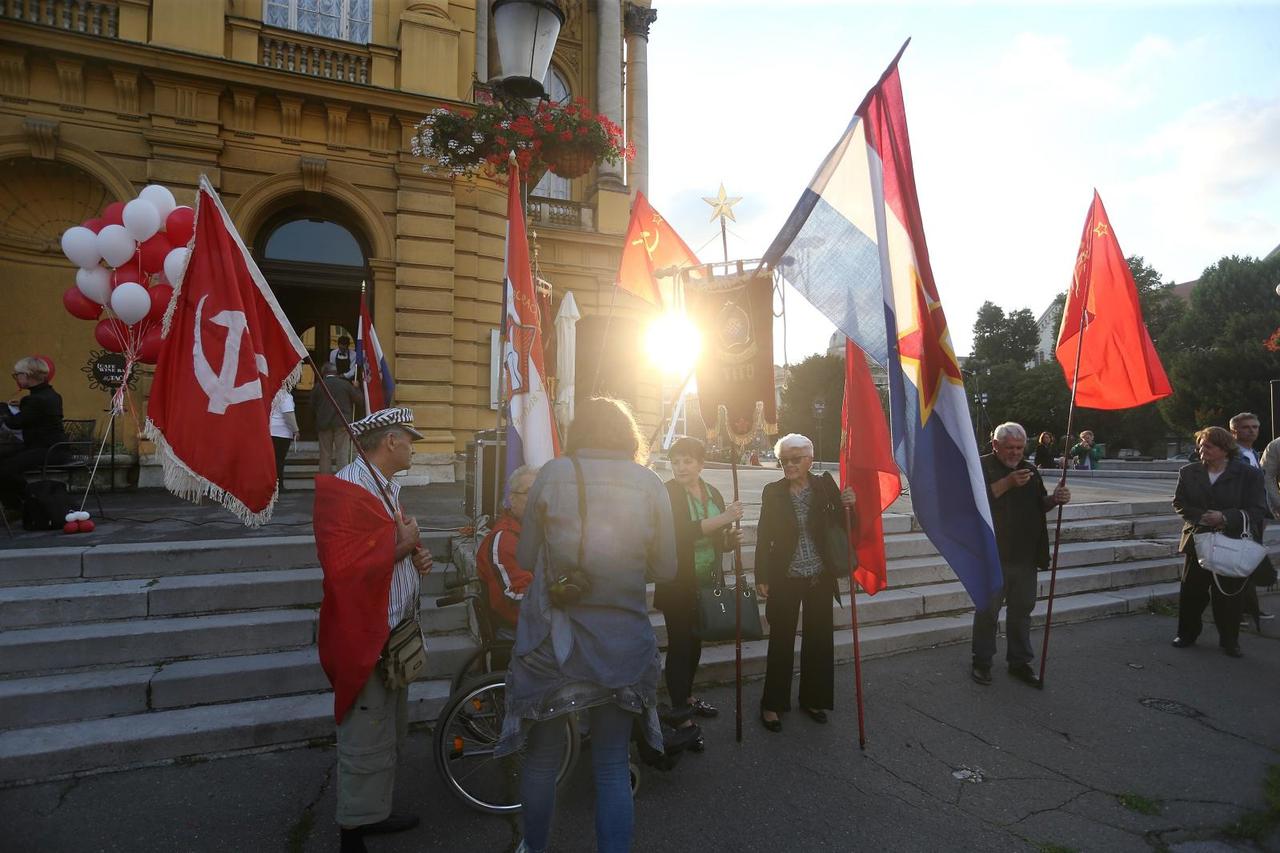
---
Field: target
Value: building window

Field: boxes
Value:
[265,0,372,45]
[532,69,572,200]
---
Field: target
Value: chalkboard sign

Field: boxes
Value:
[82,351,139,393]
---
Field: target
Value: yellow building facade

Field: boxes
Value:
[0,0,662,482]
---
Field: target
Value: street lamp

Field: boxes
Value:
[492,0,565,99]
[812,398,826,462]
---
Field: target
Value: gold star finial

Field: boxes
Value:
[702,183,742,224]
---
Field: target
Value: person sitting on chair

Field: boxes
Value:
[0,357,67,517]
[476,464,539,643]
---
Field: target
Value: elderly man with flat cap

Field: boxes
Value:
[312,407,433,853]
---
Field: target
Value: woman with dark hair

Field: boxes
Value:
[1033,432,1057,469]
[498,396,676,853]
[655,436,743,748]
[755,433,856,733]
[1171,425,1268,658]
[0,356,67,515]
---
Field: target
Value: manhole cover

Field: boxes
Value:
[952,767,985,783]
[1140,697,1203,718]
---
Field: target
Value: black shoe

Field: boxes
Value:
[340,829,369,853]
[1223,645,1243,658]
[689,734,705,753]
[1008,664,1042,689]
[360,813,419,835]
[971,664,992,685]
[689,697,719,718]
[800,707,829,724]
[759,709,782,732]
[1171,636,1195,648]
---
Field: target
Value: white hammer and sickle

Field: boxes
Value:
[193,295,268,415]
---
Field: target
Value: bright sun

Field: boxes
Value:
[644,313,701,376]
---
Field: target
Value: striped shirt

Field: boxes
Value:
[336,458,418,629]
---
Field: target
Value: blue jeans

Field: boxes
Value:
[520,703,635,853]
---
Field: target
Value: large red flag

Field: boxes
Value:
[839,339,901,595]
[145,176,307,525]
[616,192,699,309]
[1055,191,1172,409]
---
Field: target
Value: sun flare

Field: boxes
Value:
[644,313,701,376]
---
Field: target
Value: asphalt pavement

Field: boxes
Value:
[4,599,1277,853]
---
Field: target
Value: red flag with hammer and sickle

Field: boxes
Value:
[616,192,700,309]
[145,176,307,525]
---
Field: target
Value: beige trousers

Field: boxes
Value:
[318,427,351,475]
[336,670,408,828]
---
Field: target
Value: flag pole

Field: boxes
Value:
[844,506,867,749]
[1038,265,1091,687]
[731,451,744,743]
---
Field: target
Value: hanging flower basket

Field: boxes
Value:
[543,141,596,179]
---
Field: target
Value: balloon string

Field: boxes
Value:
[79,410,118,514]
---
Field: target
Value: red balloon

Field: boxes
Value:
[139,233,171,275]
[94,318,129,353]
[63,521,79,534]
[101,201,126,226]
[112,258,142,287]
[33,354,55,383]
[137,325,164,364]
[83,217,106,233]
[80,519,95,533]
[146,284,173,325]
[165,206,195,246]
[63,286,103,321]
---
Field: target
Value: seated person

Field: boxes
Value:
[1,356,67,516]
[476,464,539,642]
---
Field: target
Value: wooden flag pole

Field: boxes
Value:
[844,506,867,749]
[731,453,744,743]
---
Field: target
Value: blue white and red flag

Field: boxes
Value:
[356,293,393,413]
[766,43,1003,610]
[503,165,560,475]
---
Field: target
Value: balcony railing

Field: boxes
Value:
[260,31,369,85]
[1,0,118,37]
[528,197,594,231]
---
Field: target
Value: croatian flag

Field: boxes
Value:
[765,42,1003,610]
[356,293,393,413]
[502,164,559,477]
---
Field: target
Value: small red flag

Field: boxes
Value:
[616,192,699,309]
[839,339,901,595]
[145,176,307,525]
[1055,191,1172,409]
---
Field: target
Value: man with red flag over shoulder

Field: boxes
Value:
[312,407,433,853]
[972,423,1071,689]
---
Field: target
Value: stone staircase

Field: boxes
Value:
[1,498,1273,786]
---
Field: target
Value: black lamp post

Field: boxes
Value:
[812,398,826,462]
[492,0,565,100]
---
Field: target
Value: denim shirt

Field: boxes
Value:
[496,450,677,755]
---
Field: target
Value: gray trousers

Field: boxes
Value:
[972,561,1038,667]
[336,670,408,828]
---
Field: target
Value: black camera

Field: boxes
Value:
[547,569,592,608]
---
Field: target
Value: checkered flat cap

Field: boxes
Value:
[349,407,424,440]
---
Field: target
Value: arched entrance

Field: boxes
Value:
[255,204,370,438]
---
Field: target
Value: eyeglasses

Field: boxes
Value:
[781,455,812,466]
[10,372,26,379]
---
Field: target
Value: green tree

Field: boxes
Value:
[971,301,1039,368]
[778,352,846,461]
[1126,255,1185,344]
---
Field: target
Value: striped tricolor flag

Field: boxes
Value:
[356,293,393,413]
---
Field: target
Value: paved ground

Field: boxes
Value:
[4,601,1277,853]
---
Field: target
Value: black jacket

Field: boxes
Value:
[1173,460,1268,554]
[654,478,729,613]
[3,383,65,450]
[753,472,853,587]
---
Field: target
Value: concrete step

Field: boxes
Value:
[0,679,452,785]
[0,569,467,630]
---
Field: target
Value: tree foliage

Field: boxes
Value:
[970,302,1039,369]
[778,353,846,461]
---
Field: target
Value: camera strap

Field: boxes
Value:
[570,454,587,569]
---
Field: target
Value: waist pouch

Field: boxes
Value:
[379,617,426,690]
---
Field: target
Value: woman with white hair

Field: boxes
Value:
[754,433,856,732]
[0,356,67,515]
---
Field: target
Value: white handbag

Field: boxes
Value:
[1193,513,1265,588]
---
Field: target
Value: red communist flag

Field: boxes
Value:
[616,192,699,309]
[839,339,901,595]
[145,176,307,525]
[1055,191,1172,409]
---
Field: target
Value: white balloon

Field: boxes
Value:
[122,198,161,242]
[138,185,176,220]
[163,246,190,287]
[61,226,101,268]
[1275,283,1280,298]
[74,511,91,522]
[110,282,151,325]
[97,224,137,268]
[75,266,112,305]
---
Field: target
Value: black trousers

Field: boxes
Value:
[661,600,703,720]
[0,448,49,510]
[271,436,291,491]
[761,574,834,713]
[971,561,1038,668]
[1177,551,1245,649]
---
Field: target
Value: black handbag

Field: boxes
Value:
[546,455,593,608]
[694,564,764,642]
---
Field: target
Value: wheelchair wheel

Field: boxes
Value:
[433,671,579,815]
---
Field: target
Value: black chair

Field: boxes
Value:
[2,419,105,537]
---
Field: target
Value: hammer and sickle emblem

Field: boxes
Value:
[193,295,268,415]
[632,228,660,259]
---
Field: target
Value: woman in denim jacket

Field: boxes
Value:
[497,397,676,853]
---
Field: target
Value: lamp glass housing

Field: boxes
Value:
[492,0,564,99]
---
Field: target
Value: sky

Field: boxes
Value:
[644,0,1280,364]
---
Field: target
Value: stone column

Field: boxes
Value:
[623,3,656,198]
[595,0,625,192]
[475,0,488,83]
